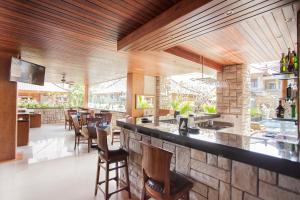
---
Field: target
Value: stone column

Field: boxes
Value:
[0,52,17,161]
[154,76,160,126]
[216,64,251,135]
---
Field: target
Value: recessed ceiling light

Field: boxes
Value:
[225,10,234,16]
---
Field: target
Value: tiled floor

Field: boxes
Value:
[0,124,136,200]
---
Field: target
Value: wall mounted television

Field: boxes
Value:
[10,57,45,86]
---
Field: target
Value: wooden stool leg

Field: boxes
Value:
[115,162,119,187]
[94,156,101,196]
[184,192,190,200]
[141,187,147,200]
[125,158,131,198]
[74,136,77,150]
[88,139,91,153]
[105,162,109,200]
[111,133,114,145]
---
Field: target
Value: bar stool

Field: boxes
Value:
[94,124,131,200]
[140,142,193,200]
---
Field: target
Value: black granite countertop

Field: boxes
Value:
[117,118,300,179]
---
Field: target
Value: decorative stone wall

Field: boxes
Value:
[217,64,251,135]
[119,129,300,200]
[33,108,126,125]
[33,108,65,124]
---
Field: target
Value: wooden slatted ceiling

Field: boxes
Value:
[118,0,298,51]
[0,0,203,84]
[178,2,299,65]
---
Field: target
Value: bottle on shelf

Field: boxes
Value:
[276,100,285,118]
[287,48,294,72]
[286,83,292,100]
[293,51,298,73]
[280,53,286,73]
[291,101,296,119]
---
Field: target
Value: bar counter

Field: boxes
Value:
[117,118,300,200]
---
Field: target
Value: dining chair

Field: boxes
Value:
[71,115,89,152]
[140,142,193,200]
[67,109,77,130]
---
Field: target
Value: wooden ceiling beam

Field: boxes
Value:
[118,0,297,51]
[117,0,212,51]
[165,46,222,71]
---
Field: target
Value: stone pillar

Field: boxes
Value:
[216,64,251,135]
[126,73,144,117]
[0,53,17,161]
[154,76,160,126]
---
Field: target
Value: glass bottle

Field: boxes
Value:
[291,101,296,119]
[276,100,285,118]
[286,83,292,100]
[280,53,286,73]
[293,51,298,72]
[287,48,294,72]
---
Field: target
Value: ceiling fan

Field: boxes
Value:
[60,73,74,85]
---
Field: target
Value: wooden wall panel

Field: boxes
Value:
[0,52,17,161]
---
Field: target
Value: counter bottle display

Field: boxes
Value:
[276,100,285,118]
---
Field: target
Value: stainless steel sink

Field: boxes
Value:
[197,120,233,130]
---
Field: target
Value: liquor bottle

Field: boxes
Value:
[286,83,292,100]
[293,51,298,72]
[276,100,285,118]
[287,48,294,72]
[291,101,296,119]
[280,53,286,73]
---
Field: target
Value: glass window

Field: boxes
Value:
[251,79,258,88]
[88,78,126,112]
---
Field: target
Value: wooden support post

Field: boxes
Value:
[0,52,17,162]
[83,83,89,108]
[154,76,160,126]
[281,80,288,98]
[126,73,144,118]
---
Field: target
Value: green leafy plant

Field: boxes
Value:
[202,104,217,114]
[170,100,181,111]
[250,107,261,117]
[179,101,193,116]
[68,84,84,108]
[137,95,149,109]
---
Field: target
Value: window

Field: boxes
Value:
[88,78,126,112]
[251,79,258,88]
[265,80,277,90]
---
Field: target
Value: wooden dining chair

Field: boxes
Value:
[140,142,193,200]
[67,109,77,130]
[94,122,131,200]
[71,115,90,152]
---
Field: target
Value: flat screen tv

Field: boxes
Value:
[10,57,45,86]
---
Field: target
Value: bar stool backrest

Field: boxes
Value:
[64,110,69,120]
[96,124,109,159]
[71,115,81,136]
[96,112,112,125]
[141,142,173,197]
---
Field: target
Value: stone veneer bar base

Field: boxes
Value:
[119,128,300,200]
